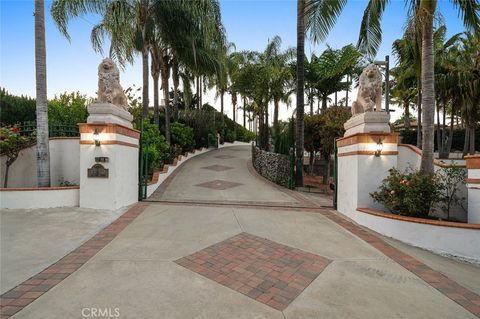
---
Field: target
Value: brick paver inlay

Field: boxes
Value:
[195,179,242,190]
[201,165,234,172]
[175,232,331,311]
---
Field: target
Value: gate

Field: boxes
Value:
[138,120,149,201]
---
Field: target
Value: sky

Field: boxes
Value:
[0,0,469,124]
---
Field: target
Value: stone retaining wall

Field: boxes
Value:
[252,145,291,188]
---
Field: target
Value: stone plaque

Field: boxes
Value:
[88,164,109,178]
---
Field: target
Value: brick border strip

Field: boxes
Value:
[320,210,480,318]
[0,203,149,318]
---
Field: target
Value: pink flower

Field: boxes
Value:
[390,190,395,195]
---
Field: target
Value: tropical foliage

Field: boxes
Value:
[304,0,480,174]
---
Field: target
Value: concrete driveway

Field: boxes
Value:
[2,145,479,318]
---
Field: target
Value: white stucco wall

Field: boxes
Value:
[355,210,480,263]
[338,142,397,216]
[79,143,138,210]
[0,138,80,188]
[0,187,79,209]
[467,168,480,224]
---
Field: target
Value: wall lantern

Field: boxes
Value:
[375,139,383,157]
[93,128,101,146]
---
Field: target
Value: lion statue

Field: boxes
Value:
[351,64,383,116]
[97,58,128,110]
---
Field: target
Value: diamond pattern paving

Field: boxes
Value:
[201,165,234,172]
[175,233,331,311]
[195,179,242,190]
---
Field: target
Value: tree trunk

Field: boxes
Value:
[172,57,179,121]
[220,90,224,138]
[273,98,279,134]
[153,73,160,126]
[334,91,337,106]
[323,156,330,186]
[199,77,203,108]
[309,152,314,174]
[295,0,305,187]
[404,100,411,130]
[243,96,246,127]
[322,96,327,111]
[309,88,314,115]
[35,0,50,187]
[446,106,454,155]
[436,102,441,155]
[196,76,200,109]
[142,48,149,118]
[232,93,237,137]
[161,55,170,142]
[416,89,422,148]
[345,75,349,108]
[419,8,436,174]
[4,163,11,188]
[265,103,269,151]
[463,128,470,156]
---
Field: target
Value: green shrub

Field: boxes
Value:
[225,130,236,143]
[170,122,195,152]
[236,125,255,142]
[48,92,90,127]
[137,120,169,175]
[400,129,480,152]
[371,168,442,217]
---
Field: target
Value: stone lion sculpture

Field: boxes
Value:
[97,58,128,110]
[351,64,383,116]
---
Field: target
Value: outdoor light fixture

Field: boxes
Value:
[375,139,383,157]
[93,128,101,146]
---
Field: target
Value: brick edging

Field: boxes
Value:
[0,186,79,192]
[321,209,480,318]
[0,203,149,318]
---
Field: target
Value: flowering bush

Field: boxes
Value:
[370,168,442,217]
[0,126,34,187]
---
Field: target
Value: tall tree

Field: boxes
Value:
[306,0,480,173]
[35,0,50,187]
[295,0,306,187]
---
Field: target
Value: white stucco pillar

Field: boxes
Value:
[79,122,139,210]
[336,132,399,220]
[465,155,480,224]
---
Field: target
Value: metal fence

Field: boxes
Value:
[17,121,79,137]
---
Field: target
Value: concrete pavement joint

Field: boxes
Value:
[0,203,150,318]
[232,209,245,232]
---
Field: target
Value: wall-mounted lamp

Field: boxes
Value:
[375,139,383,157]
[93,128,101,146]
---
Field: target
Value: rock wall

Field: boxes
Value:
[252,145,292,188]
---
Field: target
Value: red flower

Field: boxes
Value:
[11,127,19,134]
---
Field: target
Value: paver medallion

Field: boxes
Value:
[195,179,242,190]
[175,232,331,311]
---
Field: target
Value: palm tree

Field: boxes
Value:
[305,0,480,173]
[295,0,306,186]
[35,0,50,187]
